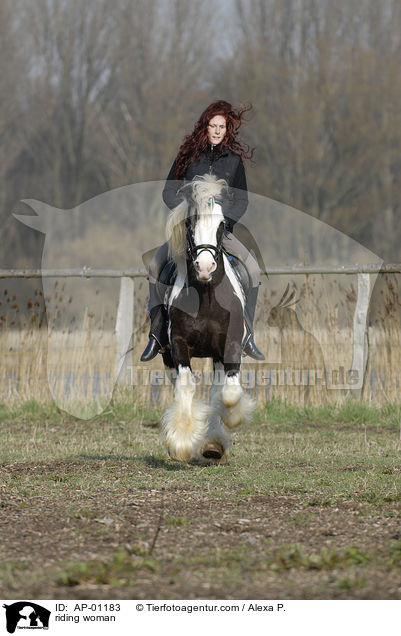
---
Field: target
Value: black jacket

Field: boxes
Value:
[162,144,248,231]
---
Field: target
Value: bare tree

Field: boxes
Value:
[0,0,27,218]
[96,0,218,186]
[15,0,119,208]
[3,0,401,263]
[216,0,401,258]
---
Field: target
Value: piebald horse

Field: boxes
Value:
[160,174,254,463]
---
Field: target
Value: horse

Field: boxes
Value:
[159,174,255,464]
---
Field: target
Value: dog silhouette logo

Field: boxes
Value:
[14,183,382,411]
[3,602,51,633]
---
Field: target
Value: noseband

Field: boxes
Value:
[186,229,223,262]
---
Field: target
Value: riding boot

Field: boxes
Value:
[243,286,265,360]
[140,305,168,361]
[140,282,168,362]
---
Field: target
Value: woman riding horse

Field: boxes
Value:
[141,100,264,362]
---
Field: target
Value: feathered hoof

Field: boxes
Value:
[221,383,242,408]
[199,442,229,466]
[223,407,242,428]
[161,399,210,463]
[202,442,224,460]
[166,444,194,463]
[223,394,256,429]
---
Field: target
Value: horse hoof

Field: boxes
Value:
[202,442,224,460]
[222,384,242,408]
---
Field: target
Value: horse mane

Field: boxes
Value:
[166,174,228,261]
[166,198,188,260]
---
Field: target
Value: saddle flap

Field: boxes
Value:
[157,259,177,308]
[227,255,251,298]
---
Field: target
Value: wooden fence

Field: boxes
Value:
[1,264,400,404]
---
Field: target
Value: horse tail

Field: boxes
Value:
[166,198,188,260]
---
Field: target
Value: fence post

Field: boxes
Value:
[351,273,371,396]
[115,276,134,386]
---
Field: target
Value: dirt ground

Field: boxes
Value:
[1,458,400,600]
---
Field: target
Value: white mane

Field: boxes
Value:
[166,174,227,261]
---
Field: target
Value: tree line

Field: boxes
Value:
[1,0,400,265]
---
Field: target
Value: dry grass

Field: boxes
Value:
[0,274,400,410]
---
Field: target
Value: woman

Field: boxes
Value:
[141,100,264,361]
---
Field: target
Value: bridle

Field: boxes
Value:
[185,197,225,264]
[186,226,224,262]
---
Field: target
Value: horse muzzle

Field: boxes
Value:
[195,257,217,282]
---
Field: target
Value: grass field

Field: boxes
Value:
[0,395,400,600]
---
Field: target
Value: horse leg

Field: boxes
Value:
[201,361,231,464]
[161,349,177,385]
[161,341,209,462]
[220,362,255,430]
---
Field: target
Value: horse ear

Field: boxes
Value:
[276,284,300,310]
[278,283,290,307]
[282,289,296,307]
[14,199,62,234]
[283,297,301,309]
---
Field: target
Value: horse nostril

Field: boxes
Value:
[209,262,217,273]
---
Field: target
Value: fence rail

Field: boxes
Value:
[0,263,400,277]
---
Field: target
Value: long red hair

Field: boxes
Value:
[173,101,253,178]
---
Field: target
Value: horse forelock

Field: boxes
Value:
[191,174,227,216]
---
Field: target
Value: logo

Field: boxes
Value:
[3,603,51,634]
[13,182,382,416]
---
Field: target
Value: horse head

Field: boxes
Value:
[166,174,228,283]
